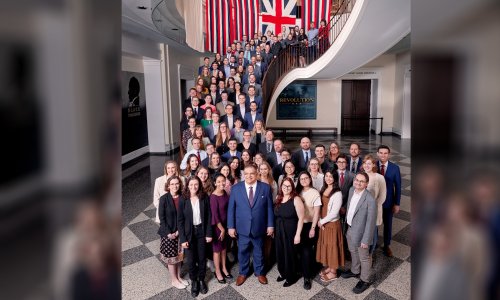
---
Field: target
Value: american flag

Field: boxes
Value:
[302,0,332,31]
[205,0,260,54]
[259,0,299,35]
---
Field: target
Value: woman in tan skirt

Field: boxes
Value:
[316,170,345,282]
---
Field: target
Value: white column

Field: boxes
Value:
[143,59,167,153]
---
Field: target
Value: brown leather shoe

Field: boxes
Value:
[235,275,247,286]
[257,275,268,285]
[383,246,393,257]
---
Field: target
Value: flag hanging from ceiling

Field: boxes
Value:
[260,0,298,35]
[205,0,260,54]
[302,0,332,31]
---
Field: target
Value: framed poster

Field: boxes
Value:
[276,80,317,120]
[122,72,148,155]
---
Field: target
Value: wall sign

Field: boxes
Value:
[276,80,317,120]
[122,72,148,155]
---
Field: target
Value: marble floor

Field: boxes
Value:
[122,134,411,300]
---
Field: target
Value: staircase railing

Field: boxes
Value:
[261,0,356,120]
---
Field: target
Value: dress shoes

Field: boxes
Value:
[340,270,360,279]
[257,275,268,285]
[383,246,393,257]
[303,278,312,290]
[199,280,208,294]
[277,276,285,282]
[353,280,371,294]
[191,280,200,297]
[223,272,233,279]
[235,275,247,286]
[214,272,226,284]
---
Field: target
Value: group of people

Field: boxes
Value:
[153,134,402,297]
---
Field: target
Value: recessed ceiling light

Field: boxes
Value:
[137,6,147,10]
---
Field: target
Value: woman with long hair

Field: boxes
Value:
[230,81,243,103]
[178,176,213,297]
[327,142,341,164]
[187,126,210,152]
[275,177,304,287]
[217,163,233,195]
[201,95,216,114]
[181,118,196,151]
[153,160,182,224]
[240,149,254,175]
[254,152,266,168]
[196,166,214,195]
[227,156,241,184]
[362,154,387,252]
[308,157,324,191]
[217,70,226,84]
[199,67,211,89]
[213,53,223,67]
[207,152,221,176]
[158,176,188,289]
[226,77,235,94]
[318,19,329,55]
[215,122,231,155]
[195,84,205,99]
[297,28,308,67]
[258,161,278,202]
[296,171,321,290]
[316,170,344,282]
[278,159,298,187]
[183,154,200,178]
[210,174,232,283]
[251,119,266,145]
[237,130,257,156]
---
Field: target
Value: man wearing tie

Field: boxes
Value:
[180,138,208,170]
[376,145,401,257]
[347,143,363,174]
[244,102,263,131]
[220,104,236,130]
[228,163,274,286]
[291,137,316,173]
[215,91,235,117]
[191,98,205,125]
[258,130,275,155]
[266,139,283,169]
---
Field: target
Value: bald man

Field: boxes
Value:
[291,137,316,173]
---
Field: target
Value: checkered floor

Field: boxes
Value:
[122,135,411,300]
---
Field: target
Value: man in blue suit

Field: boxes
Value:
[221,138,241,162]
[376,145,402,257]
[228,163,274,286]
[244,102,263,131]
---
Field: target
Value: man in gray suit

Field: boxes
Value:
[341,172,376,294]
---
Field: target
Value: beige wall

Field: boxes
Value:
[122,56,144,73]
[393,51,411,134]
[267,53,405,134]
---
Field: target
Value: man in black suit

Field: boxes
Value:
[201,143,215,168]
[234,93,249,128]
[266,139,283,169]
[314,144,335,173]
[336,154,355,210]
[190,97,205,125]
[184,88,198,111]
[198,56,211,75]
[272,148,291,183]
[208,83,221,105]
[291,137,316,173]
[180,106,194,132]
[347,143,363,174]
[258,130,275,154]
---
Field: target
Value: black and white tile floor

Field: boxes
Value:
[122,135,411,300]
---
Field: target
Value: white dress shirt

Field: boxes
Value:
[191,198,202,225]
[180,149,208,170]
[347,189,364,226]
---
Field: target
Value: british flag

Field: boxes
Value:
[259,0,299,35]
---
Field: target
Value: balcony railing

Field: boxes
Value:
[261,0,355,120]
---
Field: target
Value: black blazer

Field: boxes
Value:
[266,151,279,169]
[178,195,213,244]
[272,162,285,183]
[157,193,181,237]
[258,141,275,155]
[347,156,363,173]
[291,149,316,173]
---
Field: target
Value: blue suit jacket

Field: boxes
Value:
[378,161,401,208]
[227,181,274,237]
[222,150,241,162]
[244,112,263,130]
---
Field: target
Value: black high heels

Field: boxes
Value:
[214,272,226,284]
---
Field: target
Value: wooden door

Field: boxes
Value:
[341,80,371,135]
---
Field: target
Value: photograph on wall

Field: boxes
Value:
[122,72,148,155]
[276,80,317,120]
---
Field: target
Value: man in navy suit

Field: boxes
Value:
[347,143,363,174]
[244,102,263,131]
[190,97,205,125]
[246,86,263,113]
[221,138,241,162]
[291,137,316,173]
[198,56,210,75]
[228,163,274,286]
[376,145,401,257]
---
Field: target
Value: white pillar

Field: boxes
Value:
[143,59,167,153]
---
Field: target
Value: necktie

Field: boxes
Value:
[352,160,357,173]
[197,151,201,163]
[305,151,309,164]
[194,107,198,116]
[381,164,385,176]
[267,143,271,153]
[249,186,254,207]
[340,172,345,187]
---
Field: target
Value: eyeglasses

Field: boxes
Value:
[282,184,292,189]
[354,179,367,183]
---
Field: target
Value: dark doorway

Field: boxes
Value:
[180,79,187,104]
[341,80,371,135]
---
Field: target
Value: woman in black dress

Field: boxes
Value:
[158,176,188,289]
[275,177,305,287]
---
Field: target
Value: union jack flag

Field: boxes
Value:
[259,0,299,35]
[302,0,332,31]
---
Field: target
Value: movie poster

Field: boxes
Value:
[276,80,317,120]
[122,72,148,155]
